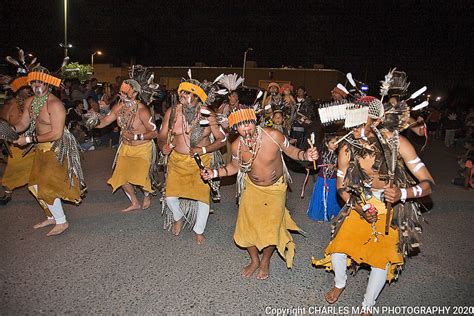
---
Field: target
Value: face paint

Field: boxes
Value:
[33,85,44,96]
[360,127,366,140]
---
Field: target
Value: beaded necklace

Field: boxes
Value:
[26,93,48,135]
[117,100,138,131]
[237,126,262,173]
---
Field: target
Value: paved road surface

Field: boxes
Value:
[1,139,473,314]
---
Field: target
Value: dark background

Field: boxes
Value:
[1,0,473,96]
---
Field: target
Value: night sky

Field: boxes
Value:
[2,1,473,94]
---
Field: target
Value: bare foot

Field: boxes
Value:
[325,286,345,304]
[121,203,141,212]
[171,219,183,236]
[33,218,56,229]
[195,234,205,244]
[242,261,260,278]
[46,222,69,236]
[142,195,151,210]
[256,260,270,280]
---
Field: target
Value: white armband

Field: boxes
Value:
[412,185,422,197]
[212,169,218,178]
[407,157,421,164]
[337,169,345,178]
[412,162,425,173]
[202,146,207,154]
[400,188,407,203]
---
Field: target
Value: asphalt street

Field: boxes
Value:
[1,138,473,314]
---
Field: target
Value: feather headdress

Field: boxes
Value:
[217,73,244,93]
[5,47,39,75]
[178,69,226,106]
[128,65,160,105]
[380,68,411,100]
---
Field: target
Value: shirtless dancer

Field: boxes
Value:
[158,78,225,244]
[13,66,85,236]
[88,79,158,212]
[202,108,318,279]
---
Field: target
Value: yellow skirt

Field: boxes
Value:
[234,176,301,268]
[165,151,211,204]
[107,141,153,192]
[312,197,404,281]
[2,145,35,190]
[28,142,82,205]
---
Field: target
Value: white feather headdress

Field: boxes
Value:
[218,73,244,93]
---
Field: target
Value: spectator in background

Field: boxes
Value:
[426,107,441,139]
[60,79,73,108]
[444,103,460,148]
[70,121,95,151]
[66,100,85,128]
[71,79,85,102]
[84,80,99,103]
[452,143,473,189]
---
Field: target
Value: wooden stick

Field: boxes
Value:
[306,138,317,170]
[334,130,353,145]
[385,181,393,235]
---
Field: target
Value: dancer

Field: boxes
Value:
[10,66,85,236]
[87,65,160,211]
[201,107,318,279]
[158,73,226,244]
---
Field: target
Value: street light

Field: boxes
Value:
[91,51,103,68]
[59,43,72,58]
[242,48,253,86]
[64,0,68,57]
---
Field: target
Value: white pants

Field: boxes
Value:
[331,252,388,309]
[32,185,67,224]
[166,197,209,234]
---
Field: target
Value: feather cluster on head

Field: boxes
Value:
[128,65,160,105]
[218,73,244,93]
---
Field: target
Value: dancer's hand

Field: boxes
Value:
[162,144,173,155]
[189,147,203,156]
[363,211,378,223]
[384,185,401,203]
[305,147,319,161]
[13,135,28,146]
[122,130,134,142]
[200,168,213,180]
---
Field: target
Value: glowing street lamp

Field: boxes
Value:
[91,51,103,68]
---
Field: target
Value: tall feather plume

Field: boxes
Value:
[411,101,429,111]
[218,73,244,92]
[187,68,192,79]
[336,83,349,95]
[407,86,427,100]
[212,73,224,84]
[6,56,20,67]
[60,56,70,69]
[380,68,396,100]
[17,48,26,67]
[29,57,37,67]
[346,73,356,88]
